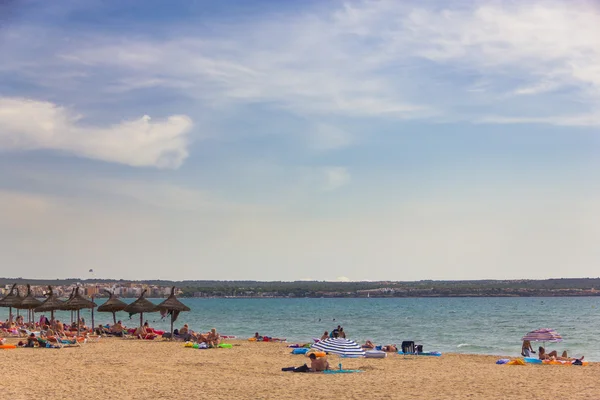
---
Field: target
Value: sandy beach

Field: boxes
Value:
[1,337,597,399]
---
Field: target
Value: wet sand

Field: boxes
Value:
[1,338,597,399]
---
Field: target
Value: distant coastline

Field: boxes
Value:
[2,277,599,298]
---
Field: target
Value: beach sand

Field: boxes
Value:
[1,338,597,399]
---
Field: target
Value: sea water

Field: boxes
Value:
[3,297,599,360]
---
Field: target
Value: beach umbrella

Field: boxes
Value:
[311,338,365,357]
[34,286,65,323]
[522,328,563,343]
[0,284,21,323]
[155,287,191,339]
[123,289,158,328]
[16,284,42,324]
[97,289,127,324]
[62,287,96,334]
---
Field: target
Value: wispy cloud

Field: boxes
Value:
[0,97,192,168]
[31,0,597,128]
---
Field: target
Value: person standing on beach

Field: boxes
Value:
[521,340,535,357]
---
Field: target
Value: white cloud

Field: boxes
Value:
[49,0,600,127]
[0,97,193,168]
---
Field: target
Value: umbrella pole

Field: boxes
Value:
[113,311,116,325]
[171,312,174,341]
[77,309,80,335]
[91,304,95,332]
[140,313,143,327]
[9,307,12,324]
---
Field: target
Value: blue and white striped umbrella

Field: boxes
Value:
[311,338,365,357]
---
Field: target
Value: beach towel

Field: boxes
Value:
[323,369,363,374]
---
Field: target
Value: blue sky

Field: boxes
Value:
[1,0,599,281]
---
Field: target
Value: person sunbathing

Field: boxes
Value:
[207,328,220,347]
[54,320,65,337]
[25,333,37,347]
[179,324,189,336]
[363,340,375,349]
[197,332,208,343]
[136,323,157,340]
[110,321,124,336]
[282,353,330,373]
[539,347,584,362]
[538,346,559,360]
[309,353,330,372]
[382,344,398,352]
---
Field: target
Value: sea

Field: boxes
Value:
[3,297,599,360]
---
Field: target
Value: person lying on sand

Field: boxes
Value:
[363,340,375,349]
[382,344,397,352]
[538,347,584,362]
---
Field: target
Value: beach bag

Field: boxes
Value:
[401,341,415,354]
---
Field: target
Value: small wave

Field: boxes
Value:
[456,343,497,351]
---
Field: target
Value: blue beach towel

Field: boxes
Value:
[323,369,363,374]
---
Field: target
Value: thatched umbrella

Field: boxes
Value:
[123,289,157,328]
[0,284,21,323]
[62,287,96,334]
[156,287,191,339]
[97,289,127,324]
[16,284,42,324]
[34,286,64,323]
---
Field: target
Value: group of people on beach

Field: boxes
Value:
[1,315,223,347]
[321,325,347,340]
[521,340,584,362]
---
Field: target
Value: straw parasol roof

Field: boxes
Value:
[123,289,157,315]
[62,287,96,311]
[156,287,191,339]
[34,286,65,313]
[16,284,42,310]
[0,284,22,308]
[97,290,127,313]
[97,289,127,324]
[124,289,158,327]
[156,287,190,313]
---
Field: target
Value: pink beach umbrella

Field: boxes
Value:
[522,328,563,343]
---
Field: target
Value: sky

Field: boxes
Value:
[1,0,600,281]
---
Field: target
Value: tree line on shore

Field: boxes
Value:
[2,277,600,298]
